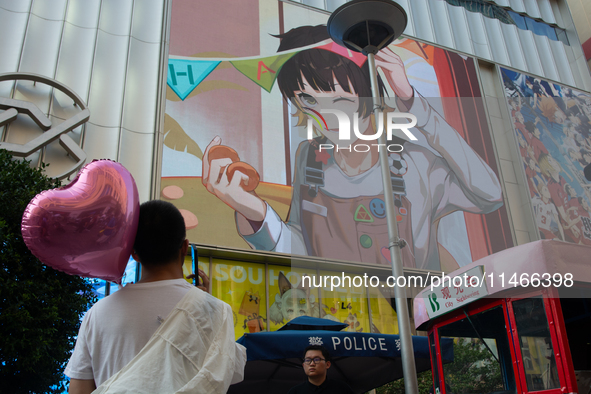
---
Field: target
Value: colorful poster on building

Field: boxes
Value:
[162,0,512,273]
[318,270,370,333]
[500,67,591,244]
[211,259,266,340]
[267,265,320,332]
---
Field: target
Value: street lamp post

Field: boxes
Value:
[327,1,419,393]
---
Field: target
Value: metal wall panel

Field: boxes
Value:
[523,0,541,19]
[121,38,160,133]
[484,17,511,65]
[54,23,97,100]
[18,15,63,77]
[0,8,29,75]
[65,0,101,28]
[131,0,165,43]
[119,128,154,202]
[447,3,474,54]
[509,0,526,13]
[517,29,544,76]
[0,0,32,13]
[87,30,129,127]
[466,11,492,60]
[533,34,559,80]
[31,0,67,21]
[98,0,133,36]
[394,0,415,37]
[82,123,120,161]
[549,0,564,28]
[501,23,528,71]
[410,0,435,44]
[537,0,556,24]
[428,0,454,49]
[549,39,575,86]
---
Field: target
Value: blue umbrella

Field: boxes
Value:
[228,317,453,394]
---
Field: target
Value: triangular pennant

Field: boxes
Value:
[230,52,296,93]
[354,204,374,223]
[167,59,221,100]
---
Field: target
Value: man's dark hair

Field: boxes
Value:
[303,345,331,362]
[274,25,385,118]
[133,200,186,266]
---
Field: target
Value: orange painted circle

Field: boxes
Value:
[179,209,198,229]
[162,185,184,200]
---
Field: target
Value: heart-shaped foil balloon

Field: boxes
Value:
[21,160,139,284]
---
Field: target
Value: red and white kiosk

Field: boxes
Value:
[414,240,591,394]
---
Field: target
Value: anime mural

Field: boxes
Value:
[501,67,591,244]
[162,0,512,275]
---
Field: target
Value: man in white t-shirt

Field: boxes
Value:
[65,200,246,393]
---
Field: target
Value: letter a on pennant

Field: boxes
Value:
[230,52,296,92]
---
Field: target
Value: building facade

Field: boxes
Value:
[1,0,591,339]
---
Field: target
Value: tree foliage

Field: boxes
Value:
[374,338,503,394]
[375,369,433,394]
[0,150,96,393]
[442,338,503,393]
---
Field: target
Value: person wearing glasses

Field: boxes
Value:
[288,345,354,393]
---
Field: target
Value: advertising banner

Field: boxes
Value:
[501,67,591,244]
[162,0,512,273]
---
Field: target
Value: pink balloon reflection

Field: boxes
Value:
[21,160,139,284]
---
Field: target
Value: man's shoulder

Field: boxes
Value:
[87,280,194,314]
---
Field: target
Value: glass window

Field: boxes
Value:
[368,284,398,334]
[439,306,516,394]
[212,259,266,339]
[319,270,370,333]
[525,18,557,41]
[508,11,527,30]
[556,29,569,46]
[512,297,560,391]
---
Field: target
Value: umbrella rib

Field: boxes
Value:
[268,363,282,381]
[266,359,303,382]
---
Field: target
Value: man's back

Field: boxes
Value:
[65,279,193,386]
[92,286,245,393]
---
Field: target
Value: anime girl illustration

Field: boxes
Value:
[201,25,503,271]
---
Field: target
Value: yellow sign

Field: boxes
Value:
[211,259,267,340]
[318,270,370,333]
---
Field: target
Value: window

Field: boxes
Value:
[512,297,560,391]
[439,306,516,394]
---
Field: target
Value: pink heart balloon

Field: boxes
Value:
[21,160,139,284]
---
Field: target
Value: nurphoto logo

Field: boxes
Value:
[304,108,418,152]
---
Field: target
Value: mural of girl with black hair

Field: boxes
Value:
[202,25,503,271]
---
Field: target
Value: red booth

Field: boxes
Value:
[414,240,591,394]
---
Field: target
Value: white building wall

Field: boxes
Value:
[0,0,169,202]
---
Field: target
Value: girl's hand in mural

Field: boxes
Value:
[374,48,413,102]
[202,136,266,224]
